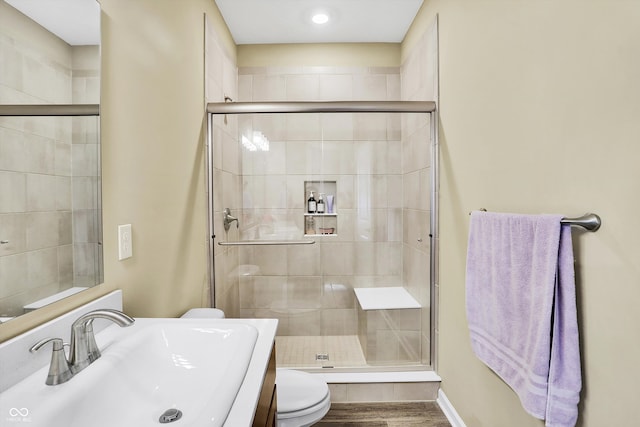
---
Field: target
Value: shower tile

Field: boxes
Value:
[346,383,394,402]
[252,75,286,101]
[353,75,387,102]
[72,209,97,244]
[403,209,430,251]
[386,74,401,101]
[387,176,402,209]
[212,122,223,170]
[354,113,388,141]
[0,127,25,172]
[286,75,320,101]
[286,141,323,175]
[54,142,71,177]
[319,75,353,101]
[334,209,355,242]
[320,141,355,175]
[57,245,73,286]
[354,209,388,242]
[27,248,58,289]
[56,176,71,211]
[356,174,387,209]
[0,213,26,256]
[0,253,27,297]
[222,171,239,209]
[72,143,98,177]
[221,129,239,175]
[251,245,288,275]
[265,175,288,208]
[402,171,421,211]
[287,276,323,309]
[404,124,431,173]
[286,113,322,141]
[287,244,321,276]
[222,59,237,102]
[334,175,355,210]
[320,113,354,141]
[321,278,355,309]
[248,276,286,309]
[57,211,72,246]
[286,309,321,336]
[321,308,358,335]
[27,173,57,211]
[24,133,54,174]
[237,74,252,101]
[321,242,355,276]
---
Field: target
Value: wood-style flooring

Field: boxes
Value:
[317,402,452,427]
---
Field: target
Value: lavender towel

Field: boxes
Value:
[465,212,581,427]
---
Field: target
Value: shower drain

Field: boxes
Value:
[159,408,183,424]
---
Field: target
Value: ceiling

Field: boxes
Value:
[215,0,424,44]
[4,0,423,46]
[5,0,100,46]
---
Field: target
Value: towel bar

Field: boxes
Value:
[470,210,601,232]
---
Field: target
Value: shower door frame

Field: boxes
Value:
[206,101,439,371]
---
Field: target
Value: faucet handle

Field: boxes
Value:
[30,338,74,386]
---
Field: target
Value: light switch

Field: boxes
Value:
[118,224,133,260]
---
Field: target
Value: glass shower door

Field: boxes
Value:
[210,107,433,371]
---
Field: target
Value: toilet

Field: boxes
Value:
[275,368,330,427]
[181,308,331,426]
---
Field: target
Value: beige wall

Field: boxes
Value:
[407,1,640,426]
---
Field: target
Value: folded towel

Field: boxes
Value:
[465,212,581,427]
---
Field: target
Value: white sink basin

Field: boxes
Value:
[0,320,259,427]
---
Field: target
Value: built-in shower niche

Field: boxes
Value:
[304,180,337,236]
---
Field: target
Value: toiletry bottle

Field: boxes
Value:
[307,191,316,213]
[305,216,316,235]
[317,193,325,214]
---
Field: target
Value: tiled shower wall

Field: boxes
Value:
[401,19,439,365]
[236,66,405,337]
[205,16,241,317]
[0,3,100,317]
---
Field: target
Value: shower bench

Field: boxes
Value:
[353,287,422,365]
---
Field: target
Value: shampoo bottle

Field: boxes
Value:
[307,191,316,213]
[317,193,325,214]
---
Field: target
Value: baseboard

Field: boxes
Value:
[436,389,467,427]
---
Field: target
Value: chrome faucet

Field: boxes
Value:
[29,337,74,385]
[30,309,135,385]
[69,309,135,374]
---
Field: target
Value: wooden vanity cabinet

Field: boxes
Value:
[253,343,277,427]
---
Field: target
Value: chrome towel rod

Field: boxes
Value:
[470,210,601,232]
[218,240,316,246]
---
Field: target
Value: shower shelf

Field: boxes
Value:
[304,180,338,236]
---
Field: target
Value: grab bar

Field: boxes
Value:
[218,240,316,246]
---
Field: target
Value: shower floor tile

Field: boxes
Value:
[276,335,367,368]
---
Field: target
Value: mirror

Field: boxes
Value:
[0,0,101,323]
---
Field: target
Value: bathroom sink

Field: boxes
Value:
[0,320,259,427]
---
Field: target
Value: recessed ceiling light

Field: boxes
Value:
[312,13,329,25]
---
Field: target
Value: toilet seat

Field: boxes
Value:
[276,369,331,427]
